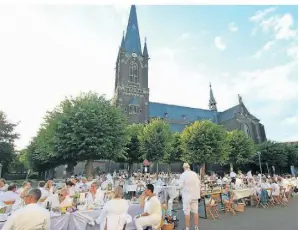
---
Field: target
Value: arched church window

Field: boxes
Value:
[129,105,133,114]
[244,123,250,137]
[129,62,139,83]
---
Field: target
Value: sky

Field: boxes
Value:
[0,5,297,149]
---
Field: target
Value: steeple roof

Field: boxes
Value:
[124,5,142,55]
[209,83,217,111]
[209,83,216,104]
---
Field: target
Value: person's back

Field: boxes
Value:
[180,170,201,200]
[2,188,50,230]
[2,203,50,230]
[105,199,129,215]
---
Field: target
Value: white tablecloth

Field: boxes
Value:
[233,188,253,200]
[0,204,143,230]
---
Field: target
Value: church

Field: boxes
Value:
[113,5,267,144]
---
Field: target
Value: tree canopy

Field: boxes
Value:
[226,130,256,171]
[0,111,19,174]
[139,119,174,164]
[181,120,230,165]
[52,92,127,177]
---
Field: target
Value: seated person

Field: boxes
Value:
[50,187,73,208]
[79,177,90,192]
[135,184,162,230]
[37,181,49,200]
[0,184,19,202]
[12,188,30,211]
[86,182,104,207]
[96,186,129,230]
[221,184,231,203]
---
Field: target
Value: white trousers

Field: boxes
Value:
[135,215,161,230]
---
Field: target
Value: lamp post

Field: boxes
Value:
[0,163,3,178]
[257,151,262,174]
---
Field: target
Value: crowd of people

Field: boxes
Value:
[0,163,297,230]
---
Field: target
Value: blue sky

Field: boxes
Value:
[0,5,297,148]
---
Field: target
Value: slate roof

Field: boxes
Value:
[149,102,217,123]
[124,5,142,55]
[217,105,240,123]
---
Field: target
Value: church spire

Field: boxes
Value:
[124,5,142,55]
[143,37,149,58]
[209,82,217,111]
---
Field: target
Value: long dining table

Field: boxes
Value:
[0,203,143,230]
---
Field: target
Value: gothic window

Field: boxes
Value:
[129,62,139,83]
[244,123,250,137]
[129,105,140,114]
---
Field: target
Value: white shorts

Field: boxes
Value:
[183,198,199,215]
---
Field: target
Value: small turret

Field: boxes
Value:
[209,83,217,111]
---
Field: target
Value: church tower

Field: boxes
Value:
[208,83,217,111]
[113,5,149,124]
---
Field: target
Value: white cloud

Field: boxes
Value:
[214,36,226,50]
[282,116,298,125]
[232,61,297,102]
[261,13,297,40]
[249,7,276,22]
[287,44,298,59]
[253,40,275,58]
[228,22,238,32]
[251,11,297,41]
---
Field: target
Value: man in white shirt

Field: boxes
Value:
[135,184,162,230]
[0,183,19,202]
[179,163,201,230]
[2,188,51,230]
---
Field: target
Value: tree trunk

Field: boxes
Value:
[200,163,205,180]
[85,159,94,179]
[156,163,159,173]
[128,163,133,176]
[66,162,75,178]
[230,163,234,172]
[168,164,171,173]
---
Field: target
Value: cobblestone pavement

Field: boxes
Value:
[174,195,298,230]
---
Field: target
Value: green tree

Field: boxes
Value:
[122,123,144,175]
[53,92,127,178]
[254,141,288,174]
[164,132,183,172]
[181,120,230,178]
[139,119,174,172]
[0,111,19,175]
[26,109,63,176]
[285,143,298,168]
[226,130,256,172]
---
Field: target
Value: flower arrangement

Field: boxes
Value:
[143,159,150,167]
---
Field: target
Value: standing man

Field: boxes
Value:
[179,163,201,230]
